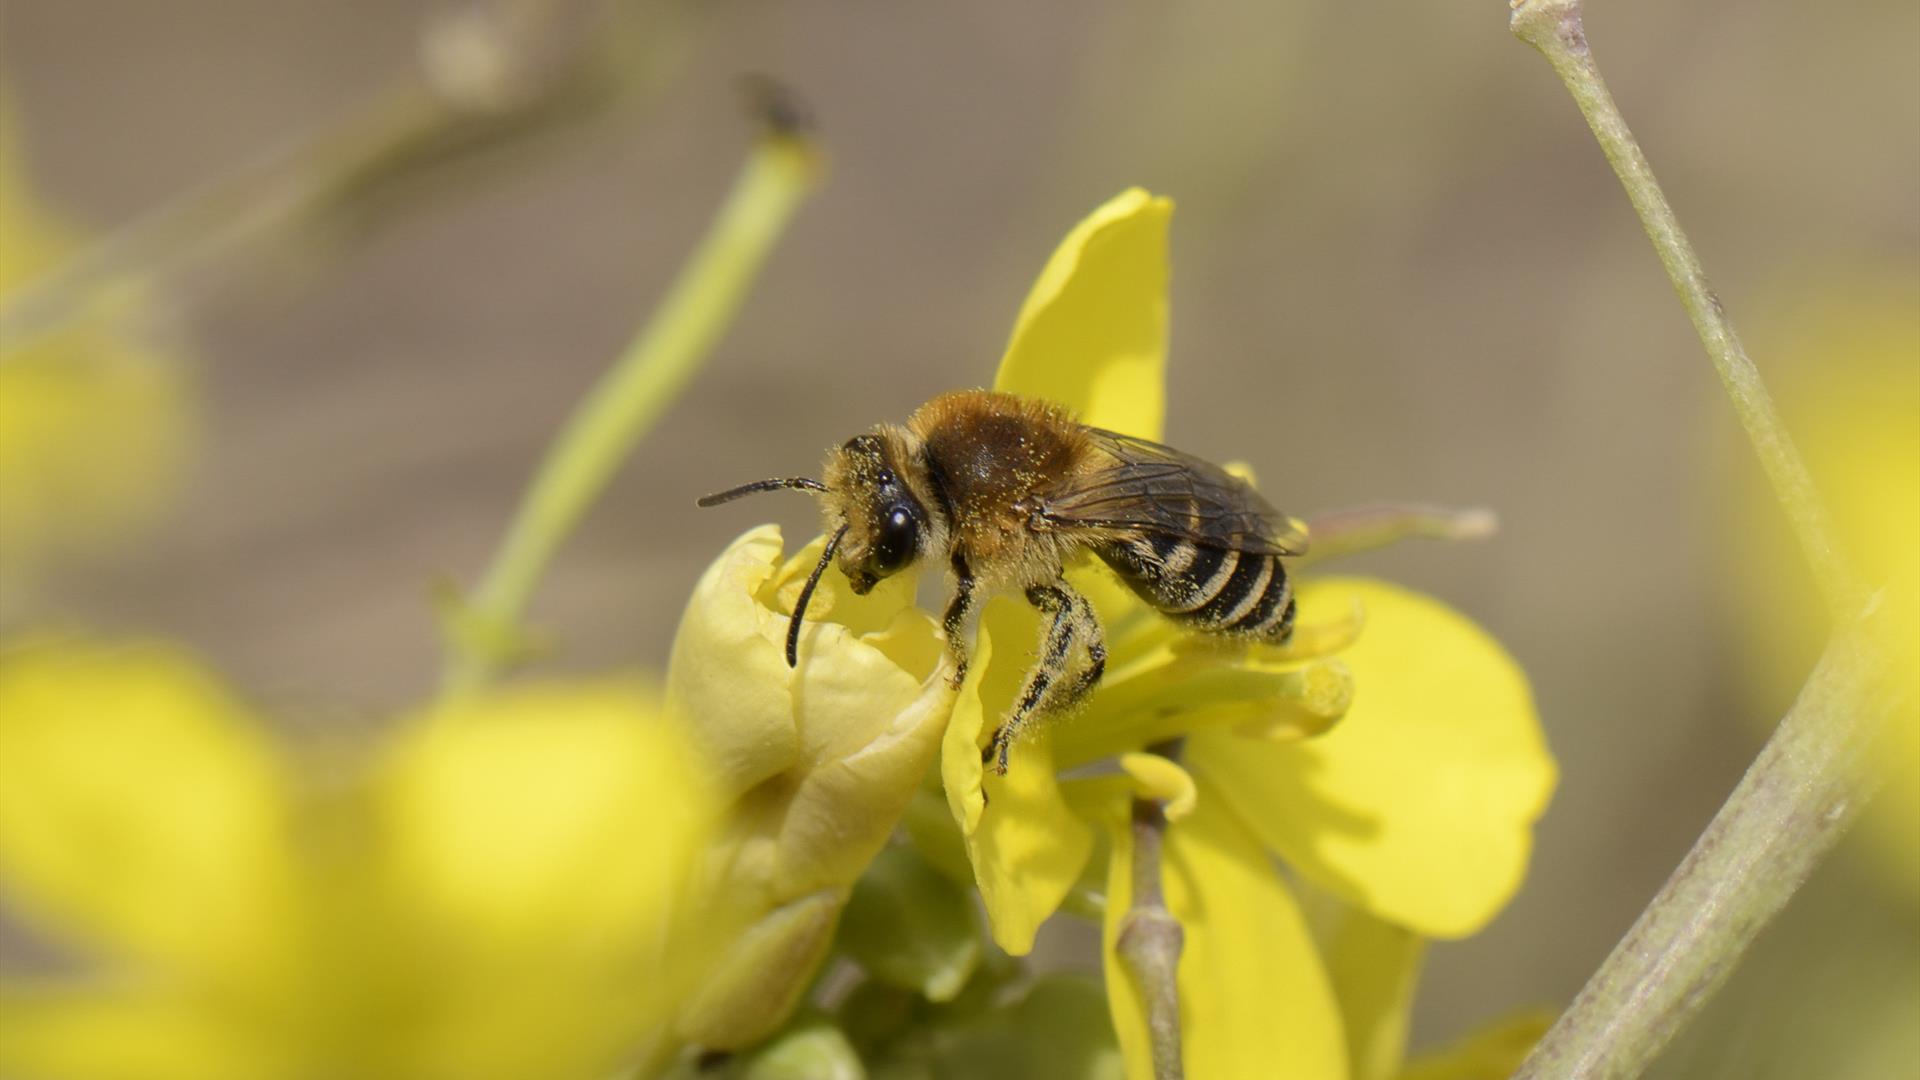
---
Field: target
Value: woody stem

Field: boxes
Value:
[1507,1,1895,1076]
[1117,738,1186,1080]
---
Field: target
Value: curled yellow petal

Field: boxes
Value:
[1116,752,1198,821]
[940,595,1093,956]
[993,188,1172,440]
[1102,786,1348,1080]
[667,526,807,796]
[667,525,954,1047]
[1191,577,1556,938]
[0,638,296,985]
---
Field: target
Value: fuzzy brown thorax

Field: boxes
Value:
[907,390,1093,590]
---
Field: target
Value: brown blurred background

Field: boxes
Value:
[2,0,1915,1072]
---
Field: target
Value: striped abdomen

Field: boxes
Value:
[1094,533,1296,643]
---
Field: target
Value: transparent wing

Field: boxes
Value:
[1036,427,1309,556]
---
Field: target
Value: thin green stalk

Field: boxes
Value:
[441,113,820,694]
[1509,0,1863,618]
[1506,2,1894,1076]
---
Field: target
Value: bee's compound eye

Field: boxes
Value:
[870,505,919,574]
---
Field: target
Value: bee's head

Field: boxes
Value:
[695,425,942,668]
[822,430,933,594]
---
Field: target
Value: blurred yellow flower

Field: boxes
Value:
[665,526,954,1049]
[1731,278,1920,899]
[0,108,195,589]
[941,189,1556,1079]
[0,638,717,1080]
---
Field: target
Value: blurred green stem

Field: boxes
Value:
[1508,1,1893,1077]
[440,113,820,694]
[1,0,675,350]
[1508,0,1860,617]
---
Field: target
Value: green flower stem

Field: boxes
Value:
[1508,0,1862,618]
[1508,1,1894,1075]
[440,114,820,694]
[1513,599,1896,1080]
[1118,739,1186,1080]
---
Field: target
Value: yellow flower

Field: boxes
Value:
[931,189,1557,1078]
[0,107,195,590]
[1728,277,1920,900]
[665,188,1556,1075]
[665,526,954,1049]
[0,638,717,1080]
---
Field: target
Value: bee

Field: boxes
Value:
[698,389,1308,775]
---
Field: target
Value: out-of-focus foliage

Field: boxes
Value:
[0,637,718,1080]
[0,108,194,592]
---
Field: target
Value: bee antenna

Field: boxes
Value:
[697,477,829,507]
[787,524,848,668]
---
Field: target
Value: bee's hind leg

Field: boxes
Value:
[984,579,1101,775]
[1053,586,1105,709]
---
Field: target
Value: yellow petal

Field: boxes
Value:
[666,526,807,797]
[380,682,712,962]
[0,984,285,1080]
[668,526,953,1048]
[1059,653,1353,769]
[1115,752,1197,821]
[940,595,1093,955]
[0,638,297,983]
[1299,887,1425,1080]
[1395,1009,1556,1080]
[376,682,718,1078]
[675,890,842,1052]
[1102,786,1348,1080]
[993,189,1172,440]
[1190,578,1556,938]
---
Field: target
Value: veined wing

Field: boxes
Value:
[1035,427,1308,556]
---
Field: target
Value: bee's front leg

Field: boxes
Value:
[984,579,1086,775]
[942,550,976,690]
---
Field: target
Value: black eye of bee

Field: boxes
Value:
[870,505,919,573]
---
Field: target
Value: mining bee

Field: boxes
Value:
[699,389,1308,775]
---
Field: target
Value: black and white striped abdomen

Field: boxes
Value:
[1094,533,1296,643]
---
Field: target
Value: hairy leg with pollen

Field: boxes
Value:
[943,551,976,689]
[985,578,1105,775]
